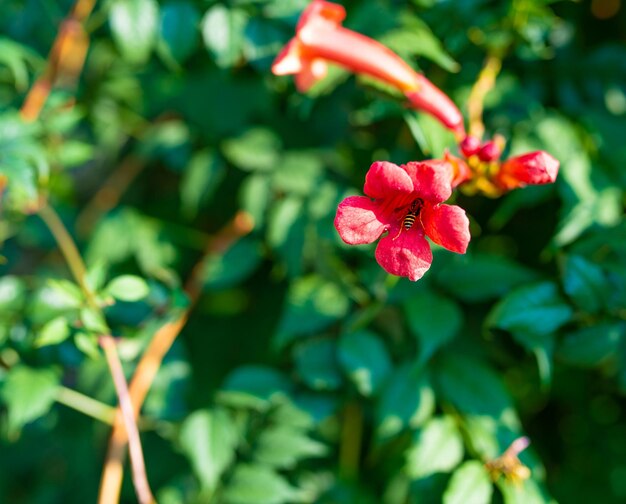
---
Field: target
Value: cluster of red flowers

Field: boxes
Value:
[272,0,559,281]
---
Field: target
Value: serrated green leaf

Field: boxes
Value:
[406,416,464,479]
[404,291,462,364]
[35,316,70,348]
[110,0,159,64]
[218,366,292,410]
[106,275,150,302]
[443,461,493,504]
[1,366,60,435]
[180,408,238,492]
[254,425,327,468]
[338,330,392,396]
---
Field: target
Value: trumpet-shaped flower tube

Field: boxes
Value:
[334,160,470,281]
[272,0,465,135]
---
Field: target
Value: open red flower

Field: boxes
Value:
[272,0,464,135]
[334,160,470,281]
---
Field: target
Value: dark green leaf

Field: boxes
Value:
[338,330,392,396]
[557,322,624,367]
[222,464,299,504]
[562,255,609,314]
[218,366,292,410]
[294,339,343,391]
[202,238,262,290]
[180,149,225,218]
[404,291,462,363]
[254,425,327,468]
[158,2,199,64]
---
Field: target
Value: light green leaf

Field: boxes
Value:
[179,409,238,492]
[0,275,26,313]
[106,275,150,302]
[80,307,109,333]
[1,366,60,435]
[222,128,280,172]
[202,5,247,68]
[254,425,327,468]
[406,416,464,479]
[180,149,225,218]
[443,461,493,504]
[35,316,70,348]
[218,366,292,410]
[110,0,159,64]
[222,464,299,504]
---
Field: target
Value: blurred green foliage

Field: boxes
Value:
[0,0,626,503]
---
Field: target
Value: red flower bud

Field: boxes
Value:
[459,135,481,157]
[494,151,559,190]
[478,140,501,162]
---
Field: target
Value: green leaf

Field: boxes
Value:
[562,255,609,314]
[55,140,94,168]
[557,322,624,367]
[443,461,493,504]
[202,238,262,290]
[487,282,574,339]
[222,464,299,504]
[34,316,71,348]
[267,196,307,277]
[80,307,109,333]
[404,112,457,158]
[106,275,150,302]
[436,254,538,303]
[179,408,238,492]
[218,366,292,410]
[294,339,343,391]
[404,291,462,364]
[271,152,323,196]
[239,174,271,228]
[254,425,327,468]
[497,478,551,504]
[180,149,225,218]
[158,1,199,64]
[338,330,392,396]
[1,366,60,435]
[0,275,26,313]
[405,416,464,479]
[434,354,518,424]
[74,332,101,359]
[222,128,280,172]
[110,0,159,64]
[376,364,435,439]
[275,275,350,349]
[202,5,247,68]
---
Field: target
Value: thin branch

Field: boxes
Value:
[100,335,155,504]
[466,53,503,139]
[20,0,95,122]
[38,203,99,309]
[56,386,117,425]
[97,211,254,504]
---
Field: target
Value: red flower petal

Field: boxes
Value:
[297,0,346,33]
[295,58,328,92]
[272,39,305,75]
[421,203,470,254]
[334,196,387,245]
[495,151,559,190]
[375,227,433,281]
[364,161,414,199]
[402,160,453,203]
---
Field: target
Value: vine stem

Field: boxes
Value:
[55,386,117,425]
[98,211,255,504]
[100,335,155,504]
[20,0,95,122]
[339,401,363,480]
[466,52,503,139]
[38,203,98,309]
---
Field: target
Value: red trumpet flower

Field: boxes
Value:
[493,151,559,191]
[272,0,465,135]
[334,160,470,281]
